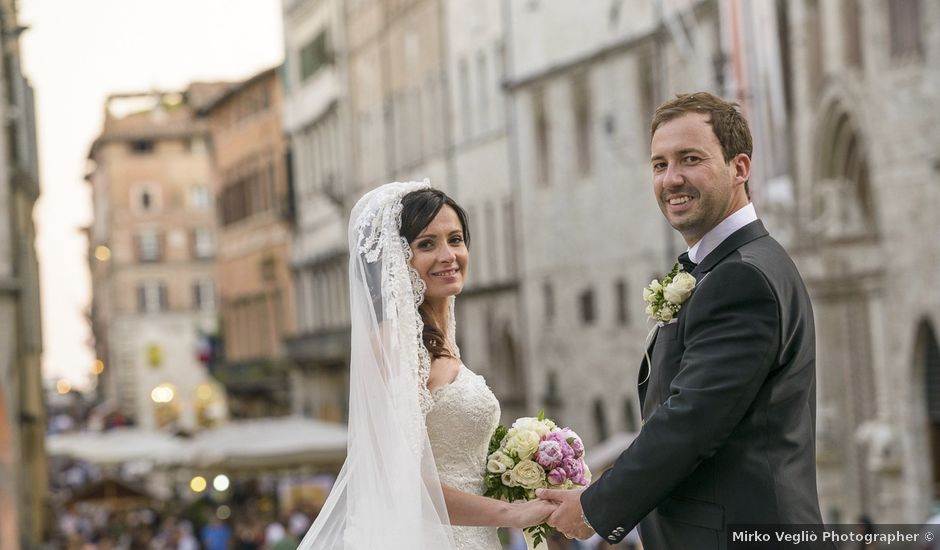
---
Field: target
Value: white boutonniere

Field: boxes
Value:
[643,263,697,324]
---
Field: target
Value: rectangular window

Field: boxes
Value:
[136,229,161,262]
[221,177,248,226]
[572,73,593,177]
[637,47,656,134]
[843,0,863,69]
[459,58,472,139]
[130,140,154,154]
[579,288,596,324]
[477,51,489,133]
[806,0,824,96]
[504,199,517,278]
[137,281,167,313]
[615,280,629,325]
[533,88,550,186]
[485,202,497,281]
[543,282,555,322]
[299,31,333,82]
[192,228,214,259]
[192,279,215,311]
[190,185,211,210]
[888,0,923,59]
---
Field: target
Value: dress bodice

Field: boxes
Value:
[426,364,502,550]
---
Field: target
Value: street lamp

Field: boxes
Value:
[212,474,230,492]
[94,245,111,261]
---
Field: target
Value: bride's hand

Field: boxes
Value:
[508,498,558,529]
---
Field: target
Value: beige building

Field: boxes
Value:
[784,0,940,523]
[199,67,296,418]
[280,0,353,421]
[87,86,229,431]
[0,0,49,546]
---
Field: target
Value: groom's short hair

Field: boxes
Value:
[651,92,753,196]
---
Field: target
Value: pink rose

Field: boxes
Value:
[562,457,587,485]
[535,440,563,470]
[562,429,584,458]
[547,467,568,486]
[544,431,573,456]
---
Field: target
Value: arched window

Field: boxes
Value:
[915,320,940,499]
[810,103,877,241]
[593,398,609,442]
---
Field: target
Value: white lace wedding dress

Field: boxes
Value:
[426,364,503,550]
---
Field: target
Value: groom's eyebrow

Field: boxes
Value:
[650,147,707,162]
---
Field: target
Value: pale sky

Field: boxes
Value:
[19,0,285,388]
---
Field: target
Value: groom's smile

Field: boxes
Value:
[650,112,750,246]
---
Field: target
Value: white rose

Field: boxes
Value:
[486,451,514,473]
[510,417,537,431]
[509,460,547,489]
[487,458,507,474]
[510,417,554,437]
[645,304,656,317]
[504,429,540,460]
[658,306,674,321]
[501,470,515,487]
[642,287,655,302]
[664,273,696,304]
[649,279,663,292]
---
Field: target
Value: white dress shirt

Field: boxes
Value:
[687,203,758,264]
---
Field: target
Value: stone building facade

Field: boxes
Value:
[199,68,296,419]
[274,0,939,524]
[280,0,354,422]
[784,0,940,523]
[87,86,228,431]
[0,0,48,545]
[441,0,526,421]
[506,0,721,445]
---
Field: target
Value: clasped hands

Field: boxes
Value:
[535,487,595,540]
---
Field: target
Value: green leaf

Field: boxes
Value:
[537,409,545,421]
[524,523,553,546]
[488,425,507,456]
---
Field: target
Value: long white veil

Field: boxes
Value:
[297,180,458,549]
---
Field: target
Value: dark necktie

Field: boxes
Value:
[678,252,697,273]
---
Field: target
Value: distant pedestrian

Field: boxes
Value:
[201,516,232,550]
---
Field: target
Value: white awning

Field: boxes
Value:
[46,416,348,471]
[47,428,191,466]
[187,416,348,470]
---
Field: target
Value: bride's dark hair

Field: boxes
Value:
[400,188,471,360]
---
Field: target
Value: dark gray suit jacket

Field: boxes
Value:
[581,220,825,549]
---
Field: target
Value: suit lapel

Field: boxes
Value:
[637,220,769,418]
[637,326,659,409]
[692,219,768,277]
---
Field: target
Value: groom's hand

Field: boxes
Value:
[536,488,594,540]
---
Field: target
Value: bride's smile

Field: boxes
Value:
[409,205,469,303]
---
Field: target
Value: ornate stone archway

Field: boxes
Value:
[807,101,878,242]
[914,320,940,501]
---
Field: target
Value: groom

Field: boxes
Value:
[539,92,826,549]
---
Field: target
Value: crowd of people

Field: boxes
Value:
[50,498,314,549]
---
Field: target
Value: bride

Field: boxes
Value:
[298,181,555,549]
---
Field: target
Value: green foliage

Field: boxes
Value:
[525,523,552,547]
[488,424,507,456]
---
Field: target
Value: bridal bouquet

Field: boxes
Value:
[483,411,591,548]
